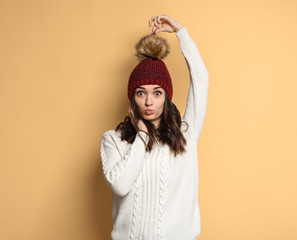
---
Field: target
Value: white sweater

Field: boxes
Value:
[100,26,209,240]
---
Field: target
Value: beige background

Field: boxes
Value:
[1,0,296,239]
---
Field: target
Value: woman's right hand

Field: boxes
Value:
[129,103,148,133]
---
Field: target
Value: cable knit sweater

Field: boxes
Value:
[100,26,209,240]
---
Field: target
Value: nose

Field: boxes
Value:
[145,94,153,106]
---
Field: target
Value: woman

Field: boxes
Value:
[100,15,209,240]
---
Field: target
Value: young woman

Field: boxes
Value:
[100,15,209,240]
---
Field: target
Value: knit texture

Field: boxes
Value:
[100,26,209,240]
[128,57,173,101]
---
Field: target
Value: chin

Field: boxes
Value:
[142,115,155,121]
[143,116,154,121]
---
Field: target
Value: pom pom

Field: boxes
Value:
[134,33,170,61]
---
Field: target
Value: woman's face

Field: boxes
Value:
[134,84,166,128]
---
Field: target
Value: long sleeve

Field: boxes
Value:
[100,131,149,197]
[176,27,209,142]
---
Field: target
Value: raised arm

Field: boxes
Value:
[176,27,209,142]
[100,130,149,197]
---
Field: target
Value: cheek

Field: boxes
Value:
[157,98,165,112]
[134,98,144,110]
[160,104,165,113]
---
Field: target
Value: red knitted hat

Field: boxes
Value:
[128,33,173,101]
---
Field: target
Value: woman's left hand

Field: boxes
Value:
[148,15,183,34]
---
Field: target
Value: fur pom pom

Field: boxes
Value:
[134,33,170,61]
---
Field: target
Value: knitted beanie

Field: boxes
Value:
[128,33,173,101]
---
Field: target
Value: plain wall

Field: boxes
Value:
[0,0,296,239]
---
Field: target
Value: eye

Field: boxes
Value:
[155,91,162,96]
[136,91,145,96]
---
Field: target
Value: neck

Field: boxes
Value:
[152,118,160,129]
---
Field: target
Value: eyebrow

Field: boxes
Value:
[136,86,163,90]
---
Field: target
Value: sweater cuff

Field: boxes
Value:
[176,26,192,44]
[136,131,150,146]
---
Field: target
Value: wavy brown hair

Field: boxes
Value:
[115,91,188,156]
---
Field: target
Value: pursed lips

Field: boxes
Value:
[144,109,154,114]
